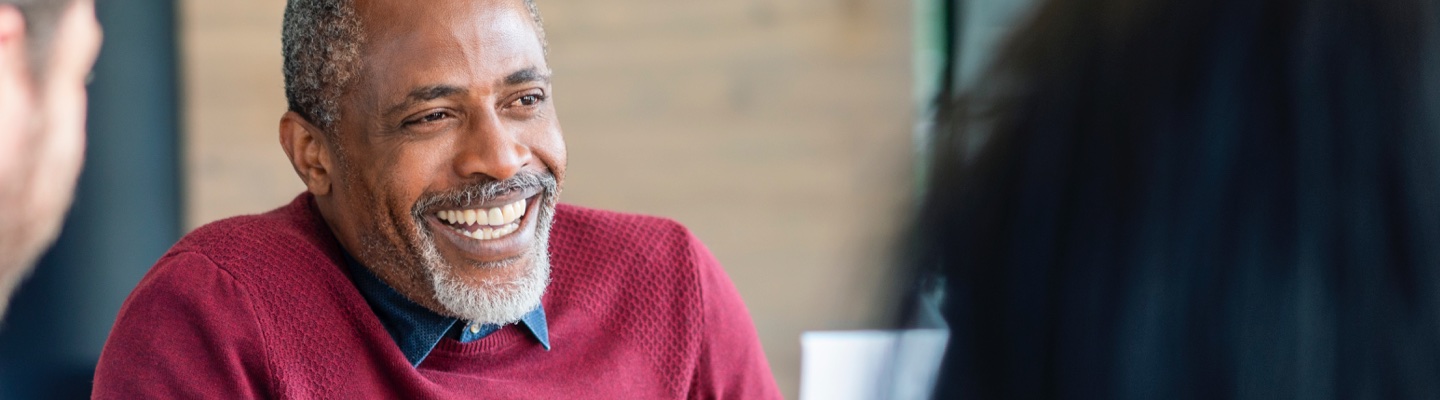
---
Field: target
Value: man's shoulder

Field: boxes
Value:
[164,193,340,276]
[546,204,716,335]
[134,193,353,327]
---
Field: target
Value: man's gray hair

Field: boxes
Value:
[281,0,546,134]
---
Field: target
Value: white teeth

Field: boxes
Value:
[487,208,503,225]
[504,199,526,223]
[435,198,530,240]
[476,208,491,225]
[450,222,520,241]
[502,203,517,223]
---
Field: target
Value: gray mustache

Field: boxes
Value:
[412,171,558,216]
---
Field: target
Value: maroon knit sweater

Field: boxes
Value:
[92,194,782,399]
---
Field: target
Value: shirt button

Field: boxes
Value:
[469,323,481,334]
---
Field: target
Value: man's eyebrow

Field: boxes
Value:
[504,67,551,86]
[383,85,468,118]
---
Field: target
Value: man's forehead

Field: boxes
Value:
[350,0,547,98]
[354,0,538,41]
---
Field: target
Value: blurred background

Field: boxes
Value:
[0,0,1033,398]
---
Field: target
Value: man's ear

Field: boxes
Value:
[279,111,337,197]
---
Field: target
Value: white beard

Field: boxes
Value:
[424,243,551,325]
[412,193,557,325]
[358,170,561,326]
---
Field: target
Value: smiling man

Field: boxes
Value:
[91,0,781,398]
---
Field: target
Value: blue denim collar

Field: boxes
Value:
[343,252,550,367]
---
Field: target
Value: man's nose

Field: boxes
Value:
[453,112,533,182]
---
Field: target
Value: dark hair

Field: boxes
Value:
[281,0,547,134]
[909,0,1440,398]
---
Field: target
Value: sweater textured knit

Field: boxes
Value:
[92,194,782,399]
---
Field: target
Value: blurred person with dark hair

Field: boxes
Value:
[908,0,1440,398]
[0,0,100,319]
[91,0,780,398]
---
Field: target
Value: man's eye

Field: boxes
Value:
[407,111,449,125]
[512,94,545,107]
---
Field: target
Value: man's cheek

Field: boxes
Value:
[535,139,567,185]
[0,78,34,192]
[40,93,88,194]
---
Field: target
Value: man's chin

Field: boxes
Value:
[428,247,551,324]
[438,251,536,287]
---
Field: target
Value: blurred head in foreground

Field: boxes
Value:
[0,0,100,319]
[910,0,1440,398]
